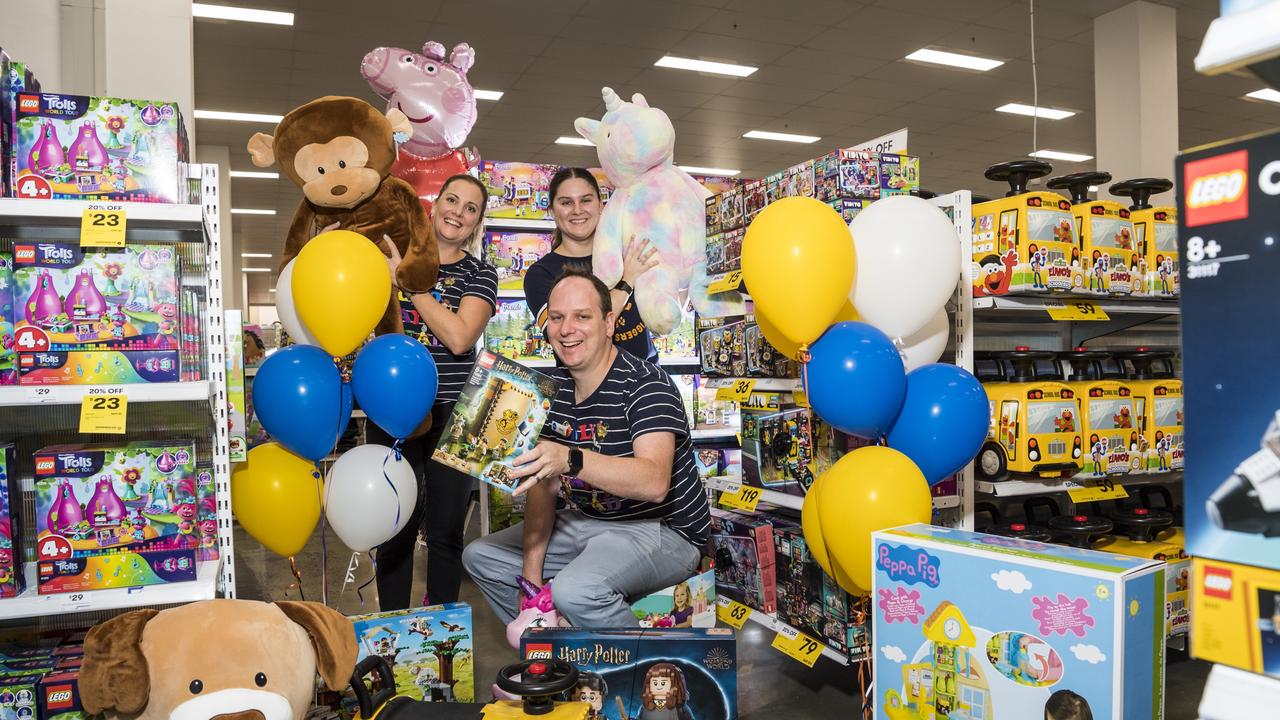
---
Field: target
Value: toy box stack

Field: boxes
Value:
[872,524,1165,720]
[709,508,776,614]
[741,403,850,497]
[348,603,474,707]
[1,49,41,197]
[1177,127,1280,679]
[485,230,552,294]
[520,627,738,720]
[0,634,96,720]
[771,517,870,661]
[10,92,192,203]
[479,161,558,219]
[0,443,23,598]
[0,252,15,385]
[32,441,201,594]
[11,242,182,385]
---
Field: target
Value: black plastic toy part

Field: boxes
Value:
[350,656,399,720]
[495,659,579,715]
[1047,171,1113,204]
[974,502,1001,532]
[993,348,1057,383]
[1116,348,1177,380]
[1023,497,1061,526]
[1107,505,1175,541]
[1048,513,1116,548]
[1139,484,1182,517]
[1110,178,1174,210]
[985,160,1054,197]
[917,189,939,200]
[1060,348,1111,382]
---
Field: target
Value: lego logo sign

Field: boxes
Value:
[1203,565,1233,599]
[34,458,56,474]
[17,94,38,113]
[44,687,74,710]
[524,643,552,660]
[14,246,34,263]
[1185,150,1248,227]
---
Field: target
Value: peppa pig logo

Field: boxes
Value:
[877,543,941,588]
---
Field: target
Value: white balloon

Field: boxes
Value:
[276,259,321,346]
[849,195,961,341]
[898,307,949,372]
[324,444,417,552]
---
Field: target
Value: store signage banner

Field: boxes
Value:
[848,128,908,155]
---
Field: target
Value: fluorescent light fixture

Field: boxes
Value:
[655,55,758,78]
[995,103,1075,120]
[679,166,741,177]
[194,109,284,123]
[474,89,504,101]
[231,208,277,215]
[905,48,1004,72]
[269,288,277,292]
[240,252,272,258]
[1246,88,1280,103]
[1029,149,1094,163]
[192,3,294,25]
[555,136,595,146]
[743,130,820,144]
[241,268,272,273]
[229,170,278,179]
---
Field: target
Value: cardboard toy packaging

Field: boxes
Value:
[631,568,717,628]
[484,300,554,364]
[709,508,776,614]
[1189,557,1280,678]
[1,52,41,197]
[18,349,180,385]
[651,310,697,365]
[348,603,474,705]
[485,230,552,294]
[771,517,869,661]
[38,669,87,720]
[872,524,1164,720]
[520,627,738,720]
[11,92,189,203]
[0,252,15,385]
[479,161,558,219]
[0,674,42,720]
[0,442,23,598]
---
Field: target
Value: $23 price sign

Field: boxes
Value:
[80,206,127,247]
[80,392,128,434]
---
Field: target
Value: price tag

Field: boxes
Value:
[793,389,808,407]
[771,627,823,667]
[1045,300,1109,321]
[712,475,742,494]
[716,379,756,402]
[716,597,751,629]
[80,206,127,247]
[719,485,761,512]
[1067,477,1130,503]
[79,393,128,433]
[707,270,743,294]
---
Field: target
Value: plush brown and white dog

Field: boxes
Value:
[81,600,357,720]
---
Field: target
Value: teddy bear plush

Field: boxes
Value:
[576,87,744,335]
[247,96,439,336]
[80,599,357,720]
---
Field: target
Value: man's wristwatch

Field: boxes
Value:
[614,280,633,295]
[567,447,584,476]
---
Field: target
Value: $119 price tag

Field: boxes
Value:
[719,485,761,512]
[771,626,823,667]
[716,597,751,629]
[80,393,128,434]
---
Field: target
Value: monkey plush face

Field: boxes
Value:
[247,96,412,210]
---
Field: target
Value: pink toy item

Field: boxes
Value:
[86,475,127,525]
[576,88,743,335]
[26,270,64,325]
[66,271,107,319]
[29,121,66,176]
[506,575,559,649]
[69,122,108,171]
[362,41,480,209]
[48,480,84,532]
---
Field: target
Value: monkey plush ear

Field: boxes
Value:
[81,608,160,716]
[386,109,412,140]
[247,133,276,167]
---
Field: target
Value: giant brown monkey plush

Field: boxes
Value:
[247,96,438,335]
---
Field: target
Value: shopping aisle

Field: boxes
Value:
[233,519,1211,718]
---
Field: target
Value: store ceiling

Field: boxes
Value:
[190,0,1278,304]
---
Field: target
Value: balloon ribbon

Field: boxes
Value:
[314,465,329,607]
[286,555,306,601]
[382,441,404,530]
[356,548,379,609]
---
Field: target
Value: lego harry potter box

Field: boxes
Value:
[520,627,737,719]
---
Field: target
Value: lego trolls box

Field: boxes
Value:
[521,627,737,720]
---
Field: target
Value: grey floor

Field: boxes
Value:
[232,510,1211,718]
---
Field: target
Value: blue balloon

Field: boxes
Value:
[804,321,907,439]
[352,334,438,440]
[887,363,991,486]
[253,345,349,461]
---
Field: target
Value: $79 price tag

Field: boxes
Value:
[771,626,824,667]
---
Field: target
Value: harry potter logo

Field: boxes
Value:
[558,643,633,665]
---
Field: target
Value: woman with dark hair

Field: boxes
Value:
[376,173,498,610]
[523,167,660,362]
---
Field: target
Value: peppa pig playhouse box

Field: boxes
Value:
[32,441,200,594]
[872,524,1164,720]
[10,92,190,203]
[11,242,181,384]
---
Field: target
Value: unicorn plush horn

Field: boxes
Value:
[602,87,623,112]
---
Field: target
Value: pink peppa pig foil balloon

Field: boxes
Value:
[362,41,480,208]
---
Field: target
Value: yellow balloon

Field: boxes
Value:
[232,442,322,557]
[816,446,932,591]
[802,470,865,595]
[742,197,856,347]
[757,301,859,360]
[292,230,391,357]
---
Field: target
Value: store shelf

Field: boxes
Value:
[730,603,852,665]
[0,197,206,243]
[0,560,221,621]
[0,381,211,407]
[691,428,739,441]
[704,473,801,511]
[975,471,1183,497]
[703,377,802,393]
[484,217,555,231]
[972,295,1180,316]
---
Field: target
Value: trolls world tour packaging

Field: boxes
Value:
[521,627,738,720]
[872,524,1164,720]
[0,252,15,385]
[432,350,557,494]
[348,603,474,706]
[0,443,23,598]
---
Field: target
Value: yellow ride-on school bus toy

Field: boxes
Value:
[971,160,1083,297]
[1058,349,1142,479]
[1046,171,1140,296]
[1111,178,1179,298]
[1117,348,1184,473]
[977,349,1083,482]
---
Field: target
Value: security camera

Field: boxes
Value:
[1208,410,1280,537]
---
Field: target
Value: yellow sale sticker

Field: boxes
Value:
[80,393,128,433]
[707,270,743,294]
[716,597,751,629]
[771,628,823,667]
[1045,300,1109,321]
[719,485,761,512]
[716,379,756,403]
[80,207,127,247]
[1067,477,1130,503]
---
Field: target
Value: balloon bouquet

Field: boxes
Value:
[742,195,990,596]
[232,230,439,592]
